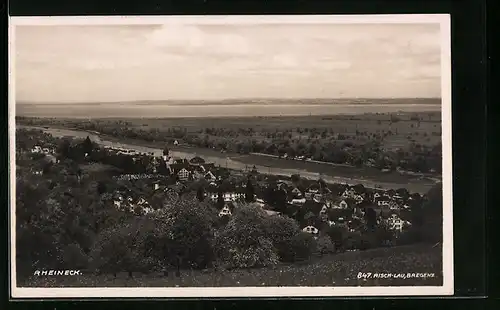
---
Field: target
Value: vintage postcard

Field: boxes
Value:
[9,14,453,298]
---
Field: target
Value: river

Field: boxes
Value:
[21,126,436,193]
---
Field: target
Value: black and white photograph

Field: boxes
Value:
[9,15,453,297]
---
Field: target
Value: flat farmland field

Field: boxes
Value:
[90,111,442,151]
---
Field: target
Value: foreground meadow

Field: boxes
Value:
[20,244,442,287]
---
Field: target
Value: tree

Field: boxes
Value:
[318,178,327,191]
[353,184,366,194]
[82,136,93,156]
[163,146,169,157]
[214,204,279,268]
[57,139,71,159]
[396,187,410,199]
[97,181,107,195]
[421,183,443,243]
[327,225,345,250]
[217,189,225,210]
[90,217,153,277]
[364,207,377,231]
[245,178,255,203]
[196,186,205,202]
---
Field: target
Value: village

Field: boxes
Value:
[24,137,419,241]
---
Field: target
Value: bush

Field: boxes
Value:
[285,232,316,262]
[315,235,335,255]
[150,197,218,269]
[214,204,279,268]
[264,214,315,262]
[89,217,153,276]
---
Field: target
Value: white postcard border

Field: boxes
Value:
[8,14,453,298]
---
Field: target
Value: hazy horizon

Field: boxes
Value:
[17,97,442,105]
[15,21,442,103]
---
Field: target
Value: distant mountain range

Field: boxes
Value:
[17,98,441,106]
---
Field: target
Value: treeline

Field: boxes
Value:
[17,117,442,174]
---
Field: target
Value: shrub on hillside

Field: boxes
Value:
[214,204,279,269]
[89,217,154,276]
[315,235,335,255]
[285,232,317,262]
[150,197,218,269]
[264,214,315,262]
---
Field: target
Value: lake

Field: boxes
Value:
[16,103,441,118]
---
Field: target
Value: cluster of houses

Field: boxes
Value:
[112,194,155,215]
[26,140,416,239]
[107,159,415,237]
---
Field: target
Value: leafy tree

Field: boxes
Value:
[315,235,335,255]
[90,217,153,277]
[364,207,378,231]
[217,189,225,210]
[420,183,443,243]
[97,181,107,195]
[151,198,217,270]
[396,188,410,199]
[214,204,279,269]
[57,139,71,159]
[82,136,93,156]
[291,174,301,184]
[245,178,255,203]
[196,186,205,202]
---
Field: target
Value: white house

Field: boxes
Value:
[339,200,348,209]
[342,189,355,198]
[386,214,410,232]
[255,198,266,207]
[302,226,319,235]
[291,187,303,197]
[389,201,400,211]
[377,200,390,207]
[209,193,218,202]
[205,171,217,182]
[290,198,306,205]
[223,192,244,202]
[393,194,403,201]
[31,145,42,153]
[173,140,179,146]
[137,197,149,207]
[354,195,364,203]
[219,206,232,217]
[265,210,281,216]
[177,168,190,181]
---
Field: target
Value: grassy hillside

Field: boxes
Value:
[20,243,442,288]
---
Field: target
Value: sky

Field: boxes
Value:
[14,21,442,102]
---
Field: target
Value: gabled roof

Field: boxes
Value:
[202,163,216,170]
[189,156,206,164]
[169,163,190,173]
[172,157,187,164]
